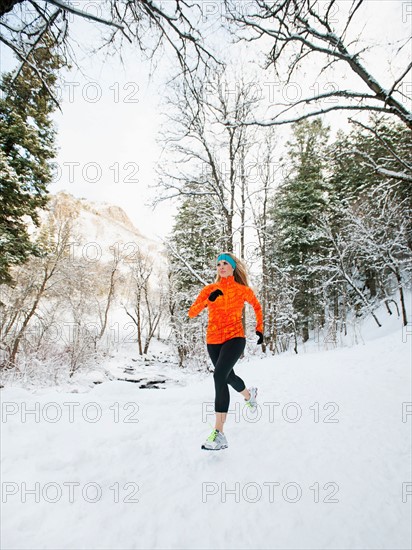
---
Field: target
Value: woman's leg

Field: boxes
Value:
[206,342,225,431]
[207,337,246,432]
[227,369,251,400]
[240,388,251,400]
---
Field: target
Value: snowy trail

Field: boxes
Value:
[1,327,411,550]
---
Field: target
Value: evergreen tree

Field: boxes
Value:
[0,36,64,285]
[170,192,224,291]
[167,189,223,366]
[268,118,330,343]
[328,116,412,247]
[323,117,409,305]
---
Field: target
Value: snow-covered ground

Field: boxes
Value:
[1,305,411,549]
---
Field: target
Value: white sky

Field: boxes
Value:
[0,0,410,242]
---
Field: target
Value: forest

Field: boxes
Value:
[1,0,411,381]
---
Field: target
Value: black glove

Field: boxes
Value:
[256,331,263,345]
[208,289,223,302]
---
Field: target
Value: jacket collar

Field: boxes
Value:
[219,275,235,285]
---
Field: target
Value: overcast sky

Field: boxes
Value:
[1,0,410,242]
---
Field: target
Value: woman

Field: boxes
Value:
[188,252,264,451]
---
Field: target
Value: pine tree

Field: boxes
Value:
[0,35,64,285]
[167,189,222,366]
[328,116,412,248]
[268,118,330,343]
[329,115,412,312]
[329,116,411,199]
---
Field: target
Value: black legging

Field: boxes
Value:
[207,337,246,413]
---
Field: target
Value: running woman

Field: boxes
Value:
[188,252,264,451]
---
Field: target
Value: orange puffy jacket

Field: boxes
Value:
[188,275,263,344]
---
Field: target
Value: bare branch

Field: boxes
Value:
[225,0,412,129]
[10,6,61,86]
[387,61,412,99]
[236,104,395,127]
[0,34,62,112]
[352,148,412,183]
[46,0,124,29]
[1,0,221,108]
[165,241,208,285]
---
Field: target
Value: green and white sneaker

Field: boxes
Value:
[244,387,258,411]
[201,429,228,451]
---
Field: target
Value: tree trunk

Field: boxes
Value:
[395,269,408,326]
[9,270,48,367]
[0,0,24,18]
[98,261,118,339]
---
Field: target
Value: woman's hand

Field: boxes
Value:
[208,289,223,302]
[256,331,263,345]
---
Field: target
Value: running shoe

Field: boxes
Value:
[201,428,228,450]
[244,387,258,411]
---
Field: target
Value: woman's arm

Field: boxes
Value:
[188,286,212,318]
[245,287,264,333]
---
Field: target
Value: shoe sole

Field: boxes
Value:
[201,444,228,451]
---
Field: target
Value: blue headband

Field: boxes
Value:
[217,254,236,270]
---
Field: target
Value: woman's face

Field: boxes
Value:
[217,259,234,278]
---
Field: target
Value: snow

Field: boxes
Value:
[1,312,411,549]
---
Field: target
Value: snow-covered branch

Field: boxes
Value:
[225,0,412,129]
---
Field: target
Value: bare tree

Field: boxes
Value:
[1,0,220,103]
[311,190,412,332]
[123,250,163,356]
[348,118,412,184]
[316,217,383,328]
[343,192,411,326]
[0,202,76,367]
[247,128,278,352]
[96,257,121,341]
[224,0,411,129]
[156,70,260,251]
